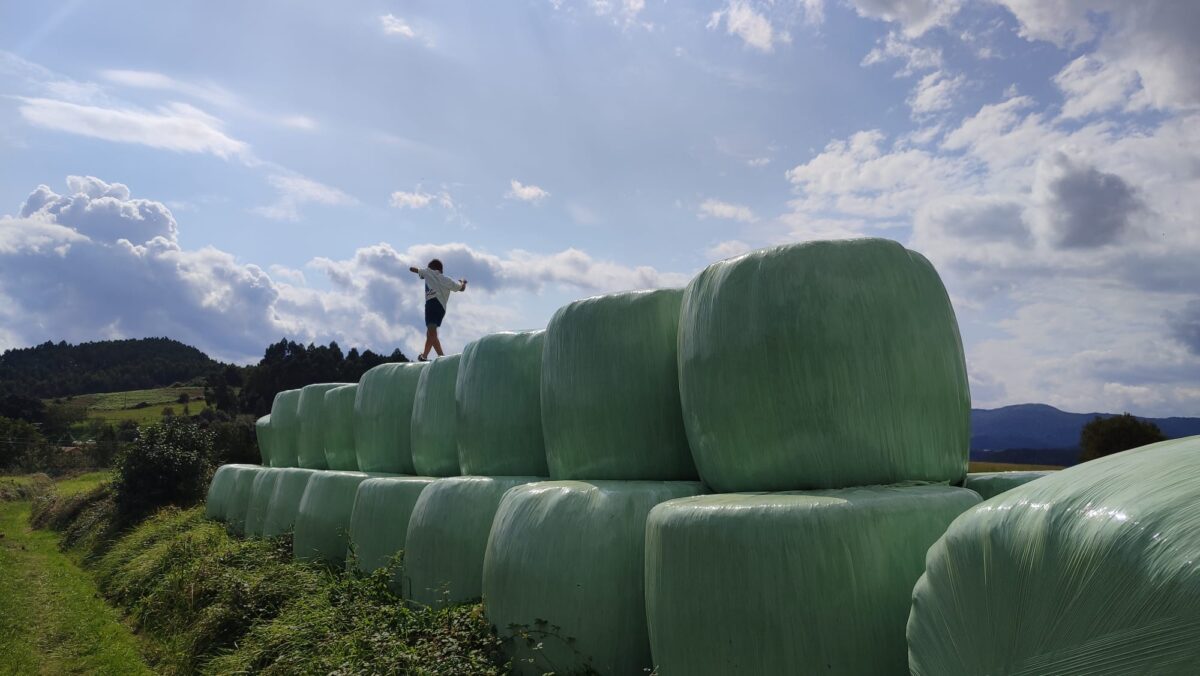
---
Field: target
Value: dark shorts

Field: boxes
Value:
[425,298,446,328]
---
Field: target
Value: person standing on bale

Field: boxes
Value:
[409,259,467,362]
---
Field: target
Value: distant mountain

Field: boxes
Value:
[970,403,1200,466]
[0,338,223,399]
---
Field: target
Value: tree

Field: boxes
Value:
[112,418,214,523]
[1079,413,1166,463]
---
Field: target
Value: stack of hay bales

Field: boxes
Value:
[482,290,705,674]
[404,332,546,607]
[203,464,261,523]
[643,239,980,675]
[354,363,426,474]
[296,383,349,469]
[254,415,273,465]
[347,355,463,589]
[909,436,1200,674]
[322,384,358,471]
[268,389,302,467]
[963,470,1053,500]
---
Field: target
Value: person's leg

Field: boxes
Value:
[421,326,435,359]
[430,327,444,357]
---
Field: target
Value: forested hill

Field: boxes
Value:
[0,338,222,398]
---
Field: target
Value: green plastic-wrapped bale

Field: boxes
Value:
[297,383,349,469]
[410,355,461,477]
[404,476,542,607]
[261,467,317,537]
[645,486,980,675]
[677,239,970,492]
[225,466,264,535]
[269,389,302,467]
[963,470,1054,500]
[293,471,374,565]
[355,363,427,474]
[255,415,273,466]
[908,436,1200,676]
[323,384,358,470]
[484,480,705,675]
[457,332,547,476]
[244,468,281,537]
[541,290,696,480]
[204,464,258,521]
[347,476,436,592]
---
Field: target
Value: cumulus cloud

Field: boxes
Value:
[254,174,355,222]
[20,176,178,243]
[707,1,788,53]
[16,97,248,159]
[861,31,943,76]
[847,0,961,37]
[907,70,966,115]
[389,189,453,210]
[698,198,757,223]
[1031,152,1143,249]
[380,14,417,39]
[505,179,550,203]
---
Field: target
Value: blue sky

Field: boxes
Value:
[1,1,1198,416]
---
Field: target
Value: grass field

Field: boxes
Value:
[968,461,1065,472]
[0,474,150,675]
[54,386,209,425]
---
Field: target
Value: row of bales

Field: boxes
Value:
[205,238,1200,675]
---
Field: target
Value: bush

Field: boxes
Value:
[112,418,214,524]
[1079,413,1167,462]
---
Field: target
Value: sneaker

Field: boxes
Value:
[417,354,429,362]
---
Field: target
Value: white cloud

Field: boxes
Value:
[861,31,943,76]
[587,0,647,27]
[255,174,355,222]
[907,70,966,115]
[706,240,752,259]
[698,198,757,223]
[100,69,236,108]
[389,189,454,210]
[16,97,248,159]
[505,179,550,203]
[707,1,788,53]
[847,0,961,37]
[281,115,317,130]
[746,157,771,167]
[380,14,417,39]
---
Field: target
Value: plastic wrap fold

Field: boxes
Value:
[908,436,1200,676]
[354,362,426,474]
[225,465,264,535]
[296,383,348,469]
[244,467,281,537]
[255,415,273,466]
[261,467,317,537]
[404,475,542,607]
[963,470,1053,500]
[541,290,697,480]
[293,470,374,565]
[484,480,705,675]
[645,485,979,675]
[677,239,970,492]
[347,476,436,592]
[268,389,302,467]
[410,355,461,477]
[322,384,359,471]
[456,332,548,476]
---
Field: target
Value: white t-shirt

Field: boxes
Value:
[419,268,464,308]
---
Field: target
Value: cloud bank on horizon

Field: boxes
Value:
[0,0,1197,416]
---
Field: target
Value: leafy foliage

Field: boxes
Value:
[112,419,214,523]
[1079,413,1167,462]
[237,339,408,416]
[0,338,221,399]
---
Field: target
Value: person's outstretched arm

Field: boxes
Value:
[457,278,468,292]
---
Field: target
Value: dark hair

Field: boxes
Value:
[428,259,443,272]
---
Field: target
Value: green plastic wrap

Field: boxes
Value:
[255,415,273,466]
[296,383,349,469]
[541,290,697,481]
[322,384,359,471]
[677,239,970,492]
[962,470,1053,500]
[204,463,258,521]
[908,436,1200,676]
[225,465,264,535]
[293,470,373,565]
[261,467,318,537]
[347,476,437,591]
[243,468,281,537]
[645,485,980,675]
[456,332,548,476]
[269,389,302,467]
[483,480,705,675]
[410,355,461,477]
[354,363,427,474]
[404,476,542,607]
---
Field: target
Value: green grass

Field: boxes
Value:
[52,386,210,425]
[0,499,151,675]
[968,461,1065,472]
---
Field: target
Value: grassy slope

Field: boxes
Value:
[968,461,1064,472]
[54,386,210,425]
[0,477,151,675]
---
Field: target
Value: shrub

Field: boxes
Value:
[112,418,214,524]
[1079,413,1167,462]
